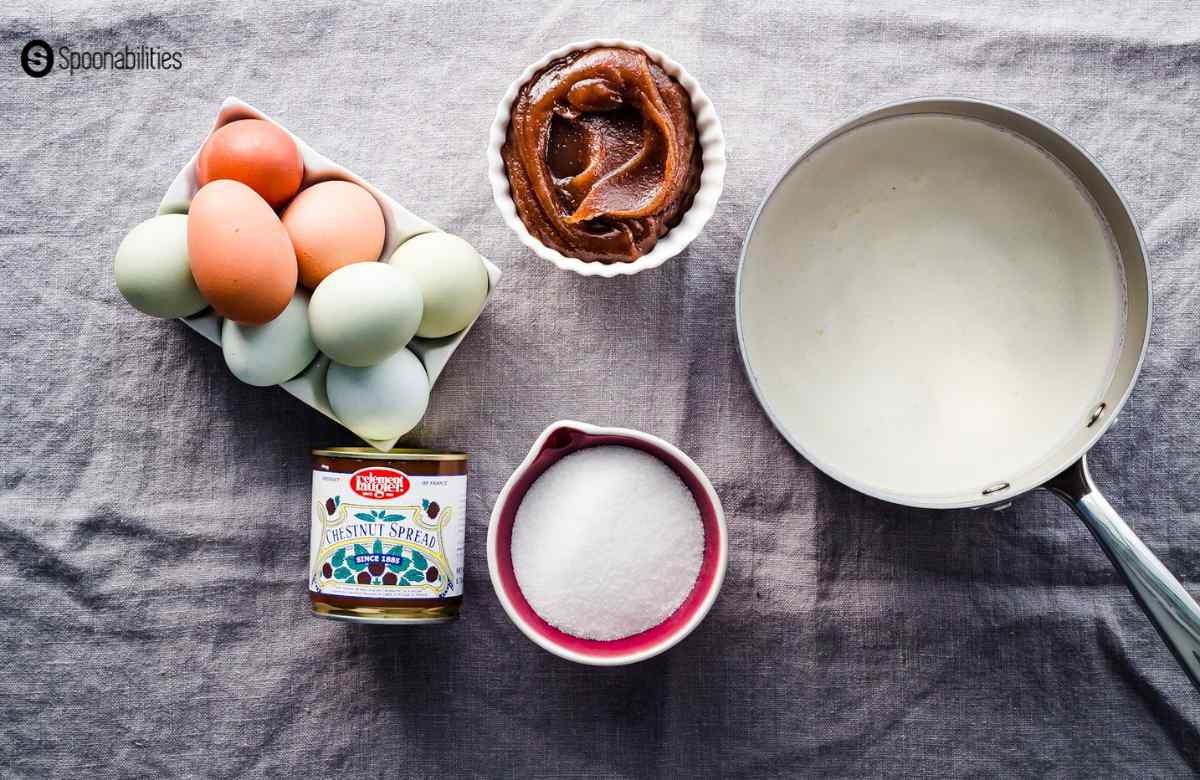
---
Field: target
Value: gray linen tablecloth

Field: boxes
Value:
[2,1,1199,777]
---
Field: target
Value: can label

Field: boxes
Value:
[309,466,465,600]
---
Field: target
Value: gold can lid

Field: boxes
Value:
[311,447,467,462]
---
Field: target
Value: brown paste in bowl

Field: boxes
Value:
[501,46,703,264]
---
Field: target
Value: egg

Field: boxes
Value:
[282,180,386,288]
[327,348,430,440]
[308,262,423,366]
[221,289,318,386]
[187,180,298,325]
[386,232,489,338]
[114,214,207,318]
[196,119,304,209]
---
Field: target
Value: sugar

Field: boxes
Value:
[511,445,705,641]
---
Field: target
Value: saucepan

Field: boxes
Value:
[736,97,1200,687]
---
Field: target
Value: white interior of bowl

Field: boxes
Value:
[486,39,726,278]
[162,97,501,450]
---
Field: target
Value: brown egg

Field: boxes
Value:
[196,119,304,209]
[282,180,386,289]
[187,180,298,325]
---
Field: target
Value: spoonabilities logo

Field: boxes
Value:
[18,39,183,77]
[20,40,53,77]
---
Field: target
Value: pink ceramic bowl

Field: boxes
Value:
[487,420,727,666]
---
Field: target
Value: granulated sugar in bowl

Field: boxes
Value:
[488,420,727,666]
[511,446,704,640]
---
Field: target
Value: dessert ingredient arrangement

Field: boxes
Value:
[111,40,1200,684]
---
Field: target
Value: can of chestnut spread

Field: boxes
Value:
[309,448,467,624]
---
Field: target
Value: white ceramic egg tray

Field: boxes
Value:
[158,97,501,451]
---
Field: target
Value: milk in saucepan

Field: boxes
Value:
[741,114,1126,500]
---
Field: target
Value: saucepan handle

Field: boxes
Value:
[1045,456,1200,689]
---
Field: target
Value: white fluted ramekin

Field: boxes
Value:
[487,39,726,278]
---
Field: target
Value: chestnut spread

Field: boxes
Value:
[309,448,467,624]
[502,46,703,263]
